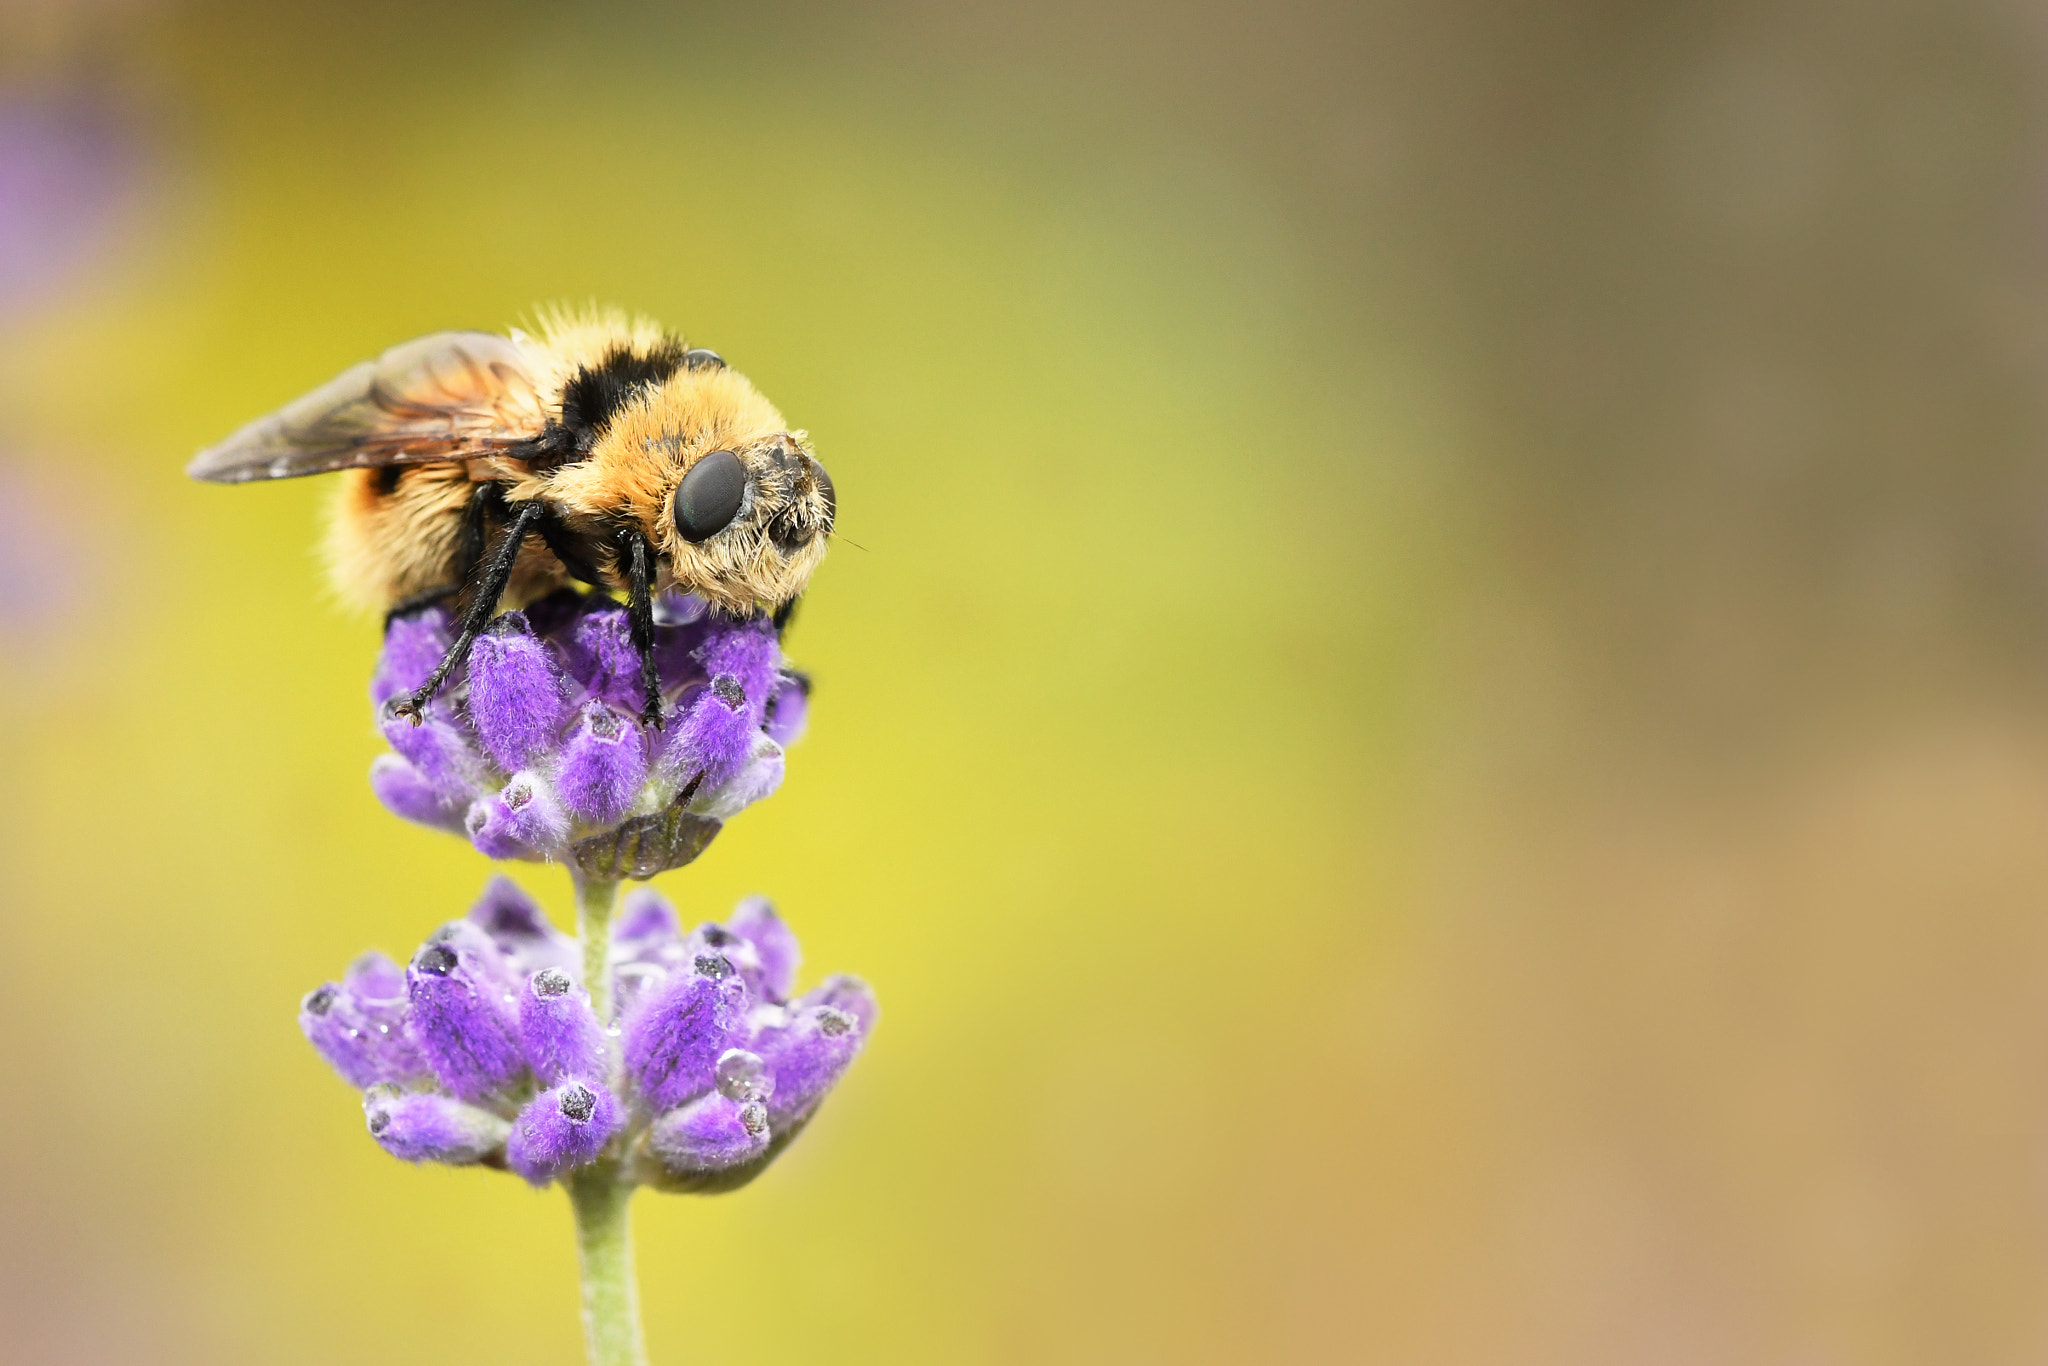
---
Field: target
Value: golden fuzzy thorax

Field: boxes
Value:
[322,308,832,616]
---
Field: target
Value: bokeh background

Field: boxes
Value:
[5,0,2048,1361]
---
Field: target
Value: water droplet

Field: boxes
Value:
[715,1048,771,1101]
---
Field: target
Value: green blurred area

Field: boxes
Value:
[5,0,2048,1361]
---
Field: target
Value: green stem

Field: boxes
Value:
[568,1171,648,1366]
[566,873,646,1366]
[575,872,621,1025]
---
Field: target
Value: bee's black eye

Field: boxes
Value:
[673,449,747,542]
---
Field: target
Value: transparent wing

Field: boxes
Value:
[186,331,549,483]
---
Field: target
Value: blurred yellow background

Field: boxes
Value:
[5,0,2048,1361]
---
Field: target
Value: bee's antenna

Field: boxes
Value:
[826,531,869,553]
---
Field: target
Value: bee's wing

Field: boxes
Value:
[186,331,549,483]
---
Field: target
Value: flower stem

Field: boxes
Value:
[574,872,621,1024]
[566,873,645,1366]
[568,1171,648,1366]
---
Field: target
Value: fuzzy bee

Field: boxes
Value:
[188,308,835,727]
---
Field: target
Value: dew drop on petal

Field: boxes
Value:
[715,1047,771,1101]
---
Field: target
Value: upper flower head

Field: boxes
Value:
[369,589,810,877]
[301,877,875,1192]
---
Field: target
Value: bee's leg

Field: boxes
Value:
[771,594,802,634]
[623,529,664,730]
[382,483,500,631]
[390,499,545,725]
[532,506,609,589]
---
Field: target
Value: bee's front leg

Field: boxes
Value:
[622,528,664,730]
[390,497,544,725]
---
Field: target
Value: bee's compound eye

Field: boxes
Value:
[683,348,725,371]
[673,449,747,542]
[809,457,835,530]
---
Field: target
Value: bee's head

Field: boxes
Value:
[658,432,834,611]
[553,346,836,614]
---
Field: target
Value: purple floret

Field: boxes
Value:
[405,936,527,1103]
[556,703,648,824]
[649,1092,771,1173]
[378,711,474,799]
[372,611,451,706]
[698,619,780,724]
[364,1087,510,1164]
[729,897,799,1002]
[662,676,754,789]
[467,612,569,773]
[614,886,680,944]
[755,997,870,1129]
[506,1080,623,1184]
[364,590,808,873]
[763,674,808,747]
[562,600,647,714]
[519,967,607,1085]
[300,951,425,1088]
[622,955,751,1111]
[369,754,466,832]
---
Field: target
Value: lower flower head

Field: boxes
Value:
[300,877,874,1191]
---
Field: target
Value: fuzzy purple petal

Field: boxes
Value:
[692,739,785,820]
[649,1092,770,1173]
[800,973,881,1035]
[763,674,809,747]
[697,619,780,721]
[614,887,681,947]
[466,772,567,859]
[466,876,576,977]
[377,712,475,799]
[364,1087,509,1164]
[369,755,466,832]
[519,967,607,1085]
[301,956,425,1089]
[371,609,454,706]
[662,676,753,788]
[467,612,570,773]
[757,998,869,1129]
[562,601,646,711]
[622,956,751,1111]
[404,938,528,1102]
[729,897,800,1002]
[506,1080,622,1184]
[556,703,648,825]
[344,949,407,1001]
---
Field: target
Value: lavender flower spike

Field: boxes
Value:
[300,882,877,1197]
[368,588,805,878]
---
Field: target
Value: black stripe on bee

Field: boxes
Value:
[558,338,686,439]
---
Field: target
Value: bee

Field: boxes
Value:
[187,308,835,727]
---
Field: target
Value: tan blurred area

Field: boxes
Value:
[3,0,2047,1361]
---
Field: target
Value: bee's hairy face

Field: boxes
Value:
[541,359,834,612]
[658,433,834,609]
